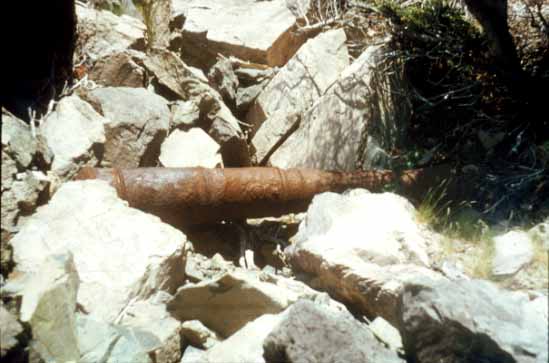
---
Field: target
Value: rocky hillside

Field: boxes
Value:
[1,0,547,362]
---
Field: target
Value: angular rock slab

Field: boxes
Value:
[172,0,308,69]
[492,231,534,278]
[119,291,183,363]
[270,43,410,170]
[200,313,283,363]
[85,87,170,168]
[263,300,404,363]
[248,28,349,146]
[398,279,548,363]
[285,190,444,325]
[10,180,188,323]
[18,252,80,363]
[159,128,222,168]
[40,95,106,177]
[88,50,147,88]
[168,269,346,338]
[77,314,155,363]
[76,3,145,61]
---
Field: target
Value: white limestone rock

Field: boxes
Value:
[159,128,222,168]
[492,230,534,278]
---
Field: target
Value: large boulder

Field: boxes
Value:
[270,43,411,170]
[171,0,310,69]
[9,180,188,323]
[285,189,445,325]
[84,87,170,167]
[40,95,106,178]
[398,279,548,363]
[249,29,350,164]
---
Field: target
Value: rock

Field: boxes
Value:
[208,57,239,111]
[40,95,106,177]
[398,279,548,363]
[119,292,183,363]
[18,252,80,363]
[285,190,445,325]
[0,303,24,358]
[263,300,404,363]
[492,231,534,278]
[248,28,349,138]
[171,100,200,129]
[159,128,222,168]
[89,0,142,18]
[171,0,309,69]
[529,218,549,251]
[76,2,146,62]
[180,320,221,349]
[201,313,283,363]
[88,50,146,88]
[167,269,346,338]
[141,0,172,49]
[1,112,52,274]
[184,253,237,283]
[10,180,188,323]
[270,43,410,170]
[84,87,170,167]
[180,346,206,363]
[77,314,155,363]
[1,110,51,172]
[142,49,249,166]
[368,317,403,352]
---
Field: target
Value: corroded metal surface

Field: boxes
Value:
[75,166,458,226]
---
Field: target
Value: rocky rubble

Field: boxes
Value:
[1,1,547,362]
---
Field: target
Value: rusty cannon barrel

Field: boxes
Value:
[75,166,458,226]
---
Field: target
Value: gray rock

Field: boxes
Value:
[89,0,142,18]
[170,100,200,129]
[88,50,146,88]
[180,346,206,363]
[85,87,170,167]
[18,252,80,363]
[208,57,239,110]
[77,314,154,363]
[0,303,24,358]
[119,292,183,363]
[263,300,404,363]
[492,231,534,278]
[398,279,548,363]
[270,43,410,171]
[142,49,249,166]
[201,313,284,363]
[529,218,549,251]
[40,95,106,177]
[10,180,188,324]
[76,3,146,62]
[248,28,349,132]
